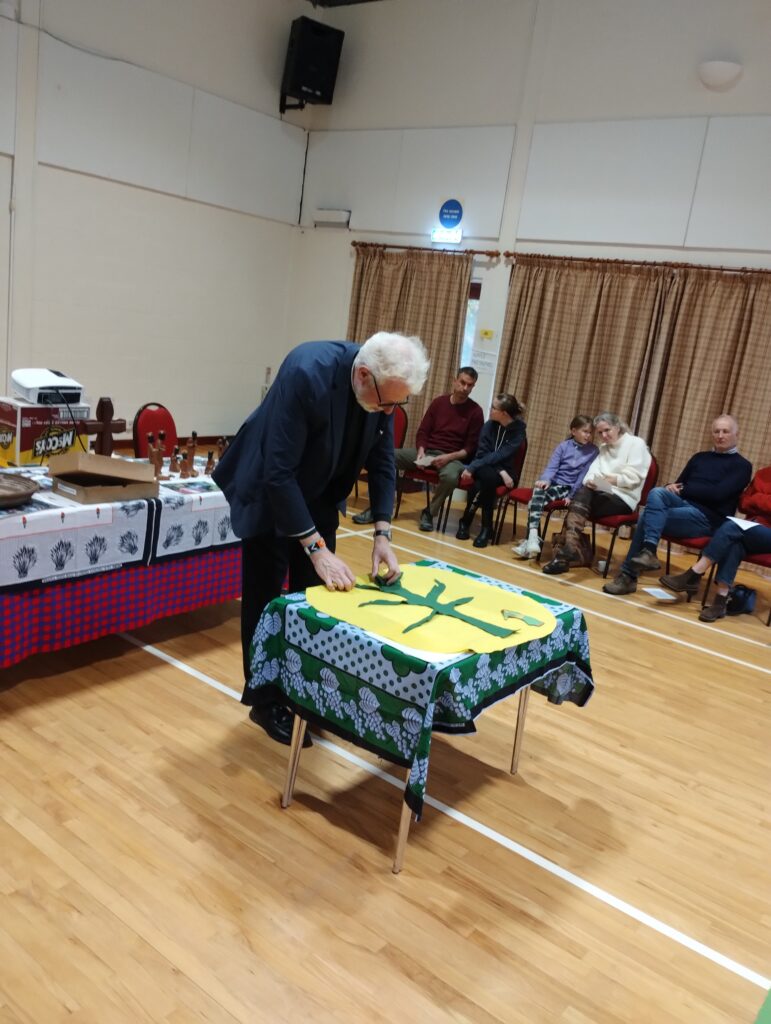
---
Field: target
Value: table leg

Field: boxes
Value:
[392,768,414,874]
[281,715,308,809]
[510,685,531,775]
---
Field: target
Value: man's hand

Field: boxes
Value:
[665,482,683,494]
[431,453,454,470]
[310,548,356,591]
[499,469,514,489]
[371,534,400,584]
[460,469,474,485]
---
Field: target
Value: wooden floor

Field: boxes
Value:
[2,493,770,1024]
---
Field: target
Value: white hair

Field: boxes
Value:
[594,411,629,435]
[355,332,430,394]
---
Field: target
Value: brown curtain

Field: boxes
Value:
[497,255,771,485]
[347,246,473,444]
[638,268,771,480]
[495,255,676,483]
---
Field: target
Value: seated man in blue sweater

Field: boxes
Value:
[603,415,752,595]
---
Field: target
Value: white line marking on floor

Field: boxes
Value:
[119,629,771,993]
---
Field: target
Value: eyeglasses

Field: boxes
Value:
[369,371,409,410]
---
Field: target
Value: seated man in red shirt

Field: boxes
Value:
[398,366,484,532]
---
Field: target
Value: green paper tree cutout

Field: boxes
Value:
[356,577,515,639]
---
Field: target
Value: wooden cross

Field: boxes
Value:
[77,397,127,456]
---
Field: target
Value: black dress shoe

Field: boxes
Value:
[473,527,491,548]
[455,520,471,540]
[249,703,312,747]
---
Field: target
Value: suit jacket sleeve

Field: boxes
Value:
[260,367,322,536]
[363,415,397,522]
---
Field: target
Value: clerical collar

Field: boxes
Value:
[714,446,738,454]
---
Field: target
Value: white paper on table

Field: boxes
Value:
[642,586,677,601]
[414,454,435,467]
[727,516,760,531]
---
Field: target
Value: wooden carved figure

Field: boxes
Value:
[187,432,199,476]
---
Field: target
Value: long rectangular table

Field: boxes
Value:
[246,559,594,871]
[1,465,241,668]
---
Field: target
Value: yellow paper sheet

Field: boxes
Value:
[306,565,556,654]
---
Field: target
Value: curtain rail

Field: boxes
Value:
[352,241,500,258]
[501,251,771,276]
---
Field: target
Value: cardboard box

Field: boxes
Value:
[48,451,159,504]
[0,396,90,467]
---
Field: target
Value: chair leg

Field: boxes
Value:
[394,476,404,519]
[604,530,617,577]
[701,563,717,607]
[493,496,509,545]
[665,541,672,575]
[439,495,452,534]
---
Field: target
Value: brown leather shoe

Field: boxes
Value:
[602,572,637,595]
[659,569,701,597]
[630,548,662,572]
[699,594,728,622]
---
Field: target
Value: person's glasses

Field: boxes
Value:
[369,371,409,410]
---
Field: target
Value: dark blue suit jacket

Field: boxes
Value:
[213,341,396,539]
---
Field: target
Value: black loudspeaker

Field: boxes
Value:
[280,17,345,113]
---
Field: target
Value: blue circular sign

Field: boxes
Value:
[439,199,463,229]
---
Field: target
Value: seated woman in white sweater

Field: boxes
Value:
[542,412,652,575]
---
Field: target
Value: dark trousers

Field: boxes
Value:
[465,465,504,526]
[240,506,338,702]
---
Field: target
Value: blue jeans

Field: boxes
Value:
[621,487,713,578]
[704,520,771,587]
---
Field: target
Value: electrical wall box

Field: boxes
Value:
[11,368,84,406]
[312,208,351,227]
[0,397,90,467]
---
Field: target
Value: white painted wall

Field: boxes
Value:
[37,0,309,117]
[29,167,299,435]
[309,0,536,131]
[0,157,11,390]
[0,18,17,155]
[537,0,771,122]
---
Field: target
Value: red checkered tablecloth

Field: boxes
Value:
[2,546,241,668]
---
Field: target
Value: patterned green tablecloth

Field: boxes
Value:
[246,559,594,814]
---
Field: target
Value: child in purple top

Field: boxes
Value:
[513,415,598,559]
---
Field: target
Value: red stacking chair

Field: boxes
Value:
[133,403,178,458]
[589,456,659,577]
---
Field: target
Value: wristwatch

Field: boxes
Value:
[303,537,326,556]
[373,528,392,541]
